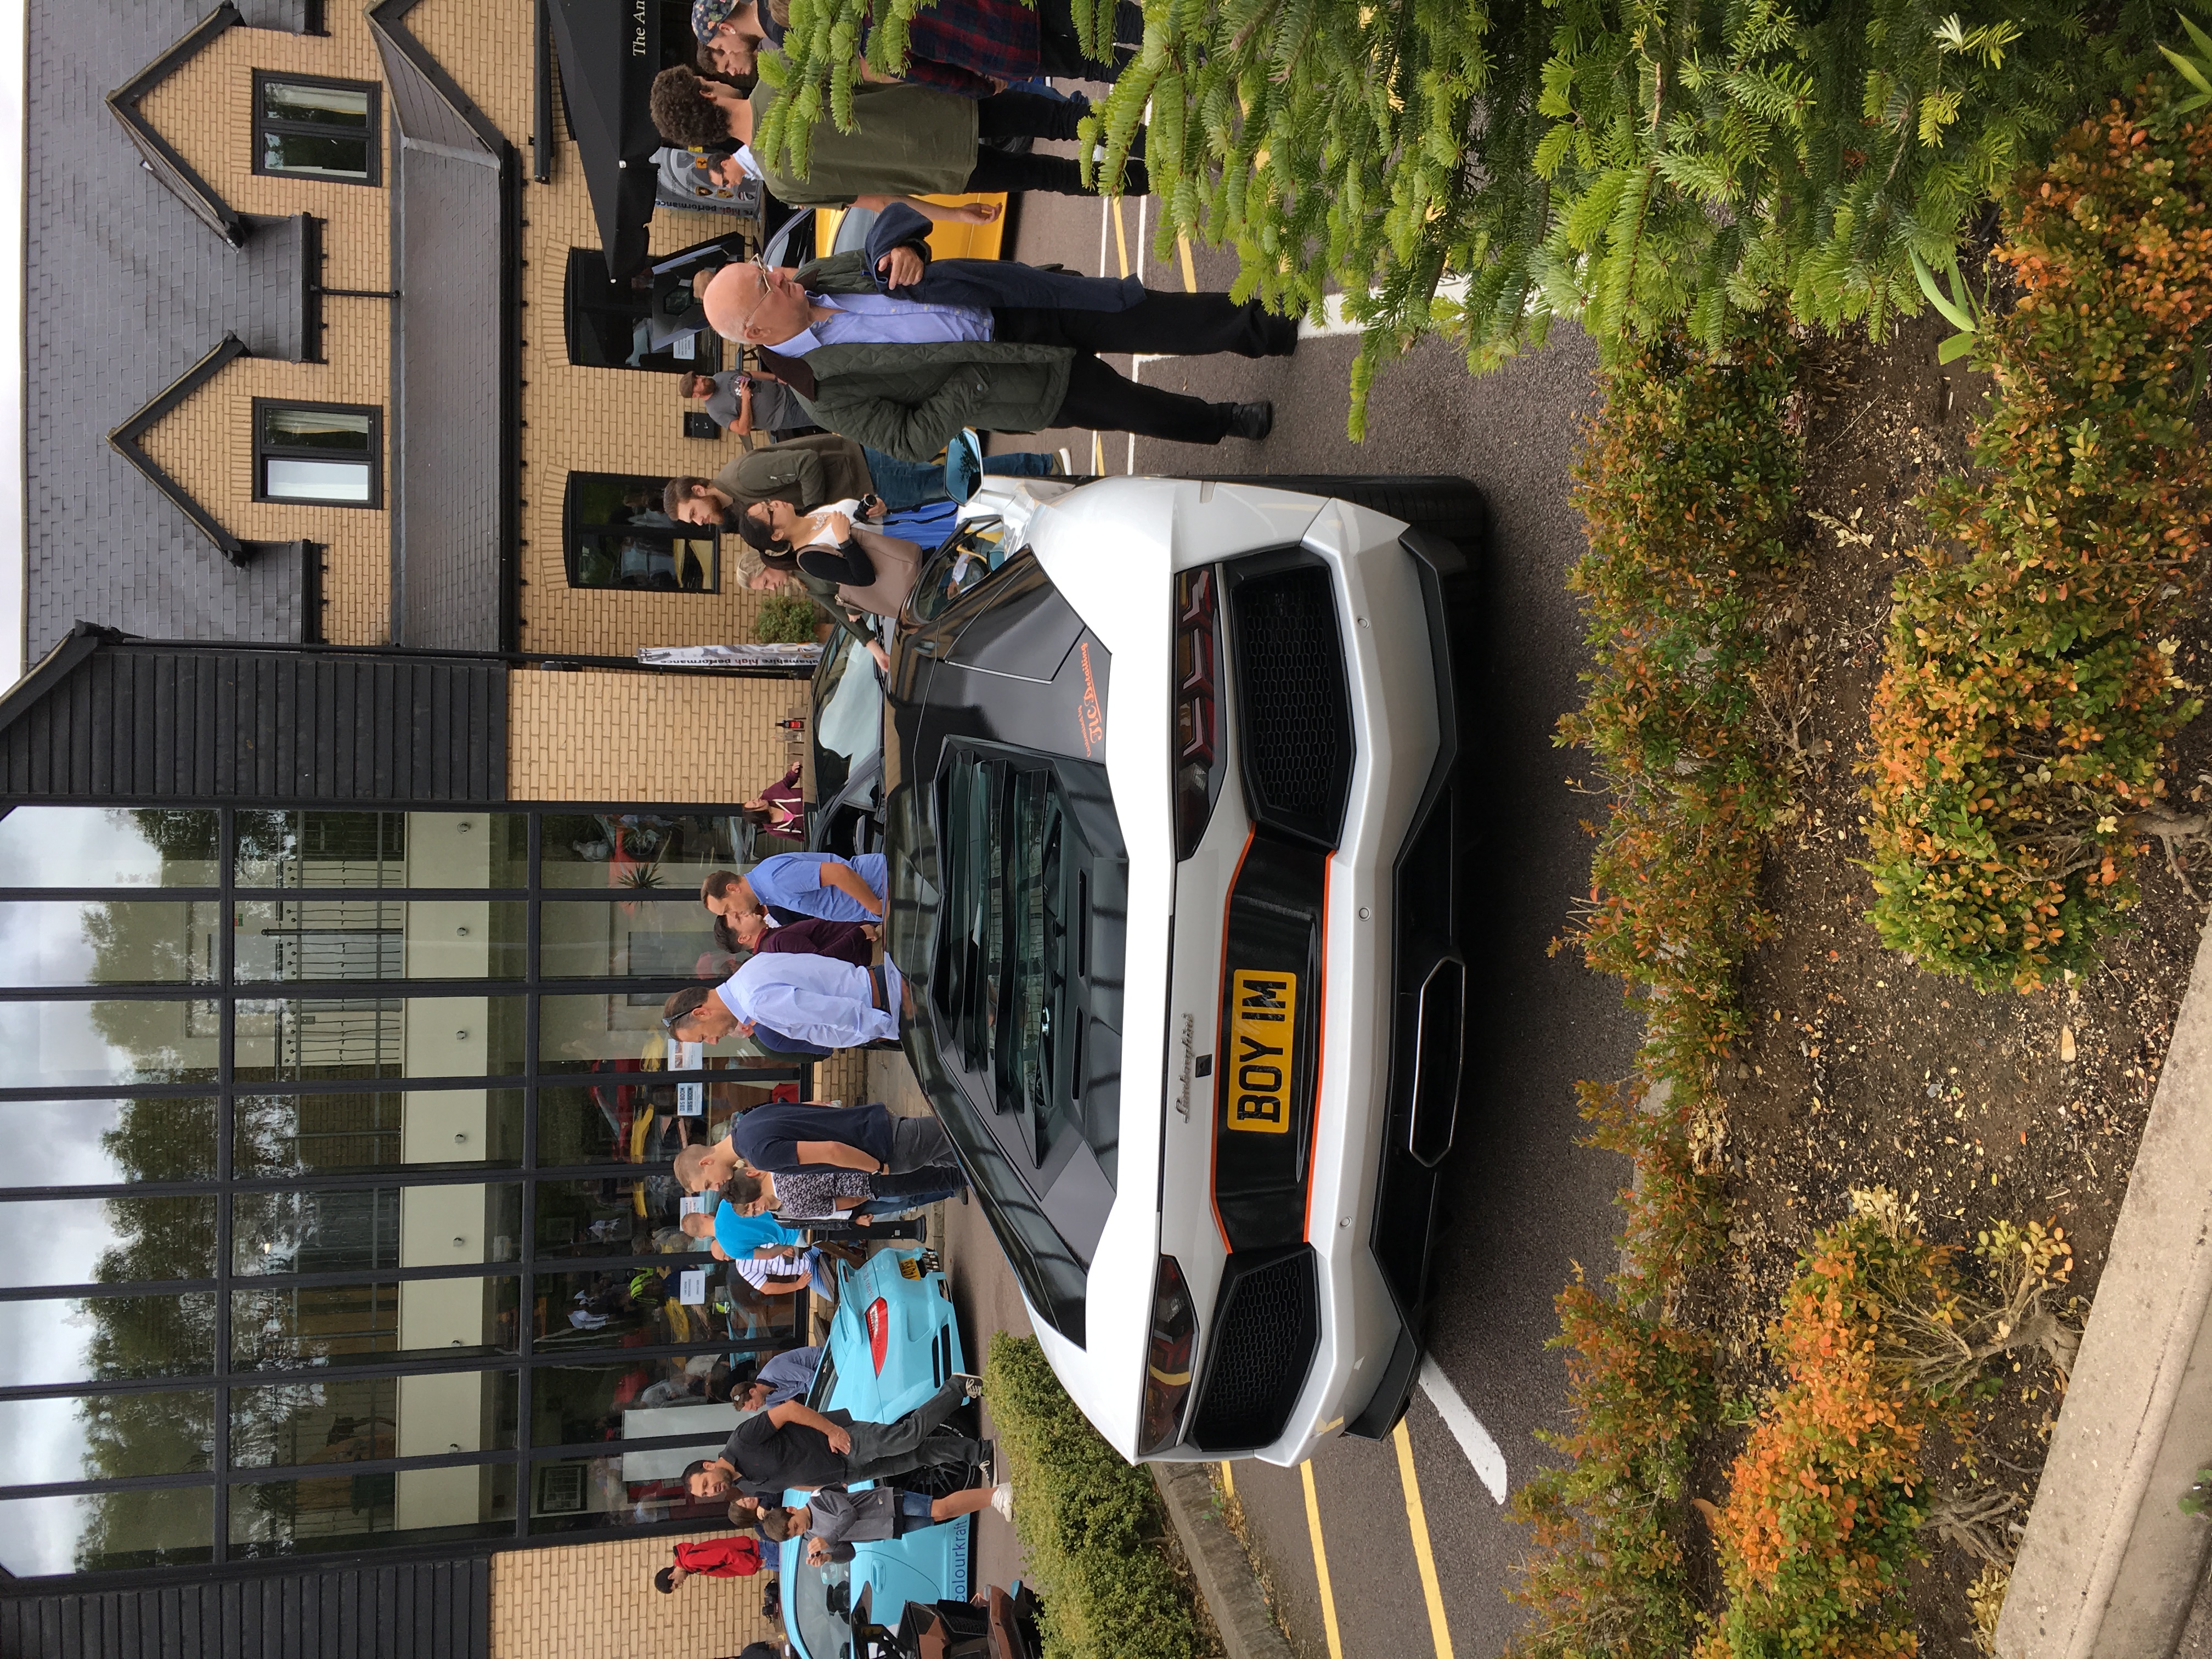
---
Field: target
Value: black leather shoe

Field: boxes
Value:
[1227,401,1274,440]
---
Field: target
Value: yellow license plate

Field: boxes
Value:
[1224,970,1297,1134]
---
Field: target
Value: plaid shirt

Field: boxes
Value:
[873,0,1041,95]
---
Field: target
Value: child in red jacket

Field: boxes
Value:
[653,1532,763,1593]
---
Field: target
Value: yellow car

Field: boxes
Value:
[812,193,1009,262]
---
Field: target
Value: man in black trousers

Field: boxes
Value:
[701,201,1291,461]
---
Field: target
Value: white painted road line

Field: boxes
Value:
[1297,276,1475,339]
[1419,1356,1509,1503]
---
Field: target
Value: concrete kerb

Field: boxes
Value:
[1997,909,2212,1658]
[1152,1462,1297,1659]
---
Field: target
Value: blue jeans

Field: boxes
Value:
[862,445,1058,511]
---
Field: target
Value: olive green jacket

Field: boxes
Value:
[781,252,1073,463]
[709,432,873,512]
[748,78,979,208]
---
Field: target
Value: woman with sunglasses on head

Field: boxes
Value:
[736,496,924,624]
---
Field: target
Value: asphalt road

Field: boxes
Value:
[943,177,1644,1655]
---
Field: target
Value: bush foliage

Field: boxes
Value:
[983,1334,1207,1659]
[1865,88,2212,991]
[1507,330,1802,1655]
[1700,1193,2077,1658]
[752,593,823,644]
[1078,0,2183,432]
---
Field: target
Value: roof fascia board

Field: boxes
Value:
[365,0,510,158]
[107,334,251,563]
[105,3,250,247]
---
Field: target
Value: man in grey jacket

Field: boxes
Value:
[764,1480,1011,1562]
[702,204,1287,461]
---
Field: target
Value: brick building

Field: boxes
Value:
[0,2,869,1651]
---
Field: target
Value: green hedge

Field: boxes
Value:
[984,1333,1209,1659]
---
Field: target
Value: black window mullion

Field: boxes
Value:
[213,806,235,1562]
[0,1159,710,1201]
[517,812,541,1538]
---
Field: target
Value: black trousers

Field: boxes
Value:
[966,89,1149,196]
[1036,0,1143,77]
[967,149,1148,197]
[1048,353,1234,445]
[993,292,1296,358]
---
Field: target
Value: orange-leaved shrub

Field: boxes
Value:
[1865,85,2212,991]
[1699,1204,1962,1658]
[1508,330,1802,1656]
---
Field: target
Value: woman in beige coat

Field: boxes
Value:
[737,498,924,627]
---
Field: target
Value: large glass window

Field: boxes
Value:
[0,804,814,1578]
[562,473,719,592]
[253,72,380,184]
[252,402,383,506]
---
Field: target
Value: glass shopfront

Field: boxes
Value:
[0,805,816,1576]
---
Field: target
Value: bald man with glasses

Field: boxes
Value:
[698,202,1289,461]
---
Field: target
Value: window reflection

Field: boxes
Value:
[233,899,528,981]
[234,996,527,1081]
[233,811,528,889]
[0,901,221,986]
[539,812,742,890]
[0,999,221,1087]
[528,1359,743,1533]
[229,1465,515,1555]
[0,1294,217,1386]
[0,1195,217,1288]
[233,1091,525,1175]
[232,1184,521,1275]
[0,807,219,887]
[0,1098,217,1186]
[535,1078,798,1166]
[540,897,727,980]
[533,1261,797,1353]
[0,1489,213,1574]
[230,1373,518,1468]
[232,1280,523,1370]
[0,802,831,1576]
[0,1392,214,1483]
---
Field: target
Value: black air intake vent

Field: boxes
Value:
[1229,567,1353,847]
[1188,1246,1319,1452]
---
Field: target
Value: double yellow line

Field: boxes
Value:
[1230,1423,1456,1659]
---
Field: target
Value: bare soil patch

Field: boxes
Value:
[1686,311,2212,1655]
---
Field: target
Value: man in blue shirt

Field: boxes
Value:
[740,1345,824,1410]
[702,853,885,927]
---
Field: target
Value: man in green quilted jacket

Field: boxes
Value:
[699,215,1288,462]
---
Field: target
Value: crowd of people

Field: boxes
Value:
[627,7,1238,1637]
[653,0,1289,508]
[657,1081,1008,1641]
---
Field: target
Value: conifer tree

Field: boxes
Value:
[1074,0,2186,433]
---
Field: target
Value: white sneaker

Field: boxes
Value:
[991,1483,1014,1521]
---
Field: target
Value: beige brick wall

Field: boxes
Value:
[813,1049,871,1106]
[132,14,396,645]
[490,1533,779,1659]
[413,0,775,657]
[133,1,783,656]
[508,667,805,803]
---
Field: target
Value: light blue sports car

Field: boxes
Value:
[781,1246,974,1659]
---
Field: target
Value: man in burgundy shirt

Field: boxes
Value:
[654,1532,763,1593]
[693,0,1141,91]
